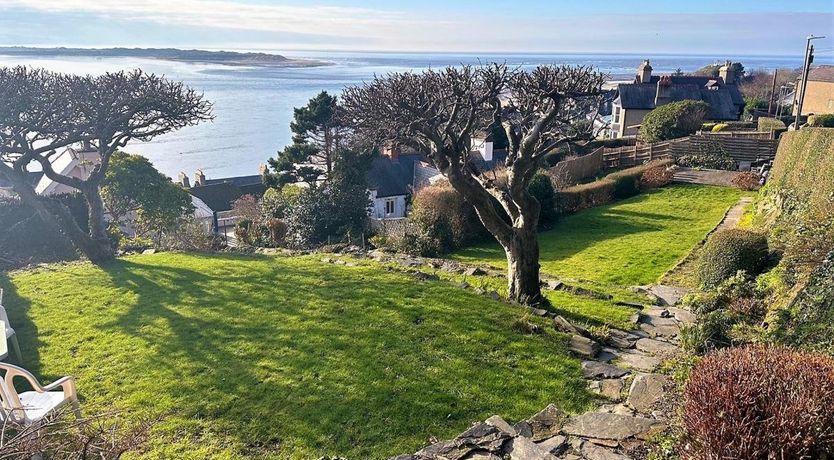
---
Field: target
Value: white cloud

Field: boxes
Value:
[2,0,448,40]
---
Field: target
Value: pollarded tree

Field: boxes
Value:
[0,67,212,262]
[342,65,605,304]
[266,91,347,186]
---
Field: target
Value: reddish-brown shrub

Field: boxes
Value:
[639,164,674,189]
[727,296,765,319]
[683,346,834,459]
[731,172,761,191]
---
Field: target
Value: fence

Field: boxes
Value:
[602,133,779,169]
[602,138,685,168]
[695,130,775,139]
[548,147,604,187]
[369,217,412,238]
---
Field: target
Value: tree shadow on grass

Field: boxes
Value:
[0,272,42,374]
[87,253,591,458]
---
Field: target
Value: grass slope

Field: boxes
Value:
[454,185,743,287]
[2,253,592,459]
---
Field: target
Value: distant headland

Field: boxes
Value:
[0,47,330,67]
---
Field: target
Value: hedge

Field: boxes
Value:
[756,117,786,133]
[808,114,834,128]
[639,100,710,142]
[557,159,674,214]
[697,229,768,287]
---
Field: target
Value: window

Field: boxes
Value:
[384,199,395,216]
[614,106,621,123]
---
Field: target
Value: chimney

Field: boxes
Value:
[383,143,400,161]
[194,169,205,186]
[655,75,672,106]
[177,172,190,188]
[637,59,653,84]
[259,163,268,176]
[719,60,735,85]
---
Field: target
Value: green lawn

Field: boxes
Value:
[454,185,744,287]
[2,253,594,459]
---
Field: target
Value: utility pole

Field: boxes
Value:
[768,69,778,115]
[795,34,826,129]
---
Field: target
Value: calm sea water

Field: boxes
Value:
[0,51,826,178]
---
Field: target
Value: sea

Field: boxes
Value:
[0,51,827,179]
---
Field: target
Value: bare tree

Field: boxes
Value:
[342,64,605,303]
[0,67,212,262]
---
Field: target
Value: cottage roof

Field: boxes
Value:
[616,76,743,120]
[809,65,834,83]
[367,153,425,198]
[188,174,266,213]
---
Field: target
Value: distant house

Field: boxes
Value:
[794,65,834,116]
[610,60,744,138]
[180,169,267,236]
[367,139,507,220]
[1,144,101,198]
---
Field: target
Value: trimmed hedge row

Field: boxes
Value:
[557,159,674,214]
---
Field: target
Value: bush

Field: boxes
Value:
[639,100,710,143]
[808,113,834,127]
[611,174,639,199]
[528,173,558,227]
[730,171,760,191]
[557,179,615,214]
[682,346,834,459]
[639,163,674,189]
[0,197,79,269]
[680,309,737,354]
[697,229,768,287]
[710,123,729,132]
[407,183,488,255]
[757,116,786,133]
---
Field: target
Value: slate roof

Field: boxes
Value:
[809,66,834,83]
[616,77,743,120]
[367,153,425,198]
[188,174,266,212]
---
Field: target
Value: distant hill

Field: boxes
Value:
[0,47,328,67]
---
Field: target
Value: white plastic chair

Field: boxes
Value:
[0,362,80,425]
[0,288,23,363]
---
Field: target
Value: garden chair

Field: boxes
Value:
[0,289,23,363]
[0,362,80,425]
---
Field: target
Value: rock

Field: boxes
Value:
[582,361,629,379]
[456,422,512,452]
[485,415,517,436]
[505,436,558,460]
[465,267,488,276]
[546,280,564,290]
[635,338,678,355]
[666,307,696,325]
[463,453,502,460]
[553,316,579,335]
[647,285,689,306]
[562,412,661,441]
[627,374,670,413]
[599,378,625,400]
[526,404,567,441]
[402,258,422,267]
[413,272,440,281]
[569,335,600,358]
[638,311,680,338]
[596,348,619,363]
[514,420,533,438]
[142,248,156,255]
[488,291,501,301]
[528,307,549,317]
[368,250,387,260]
[458,281,471,289]
[628,313,640,324]
[606,329,640,349]
[535,435,567,455]
[617,351,662,372]
[581,443,633,460]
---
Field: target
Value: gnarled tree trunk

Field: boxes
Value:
[81,183,114,263]
[505,224,542,303]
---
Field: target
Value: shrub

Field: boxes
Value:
[680,309,737,354]
[808,113,834,127]
[682,346,834,459]
[639,163,674,189]
[262,185,303,219]
[730,171,760,191]
[0,197,79,269]
[757,116,786,133]
[557,179,615,214]
[701,122,716,131]
[611,174,639,199]
[639,100,710,143]
[710,123,729,132]
[528,173,558,227]
[697,229,768,287]
[407,183,488,255]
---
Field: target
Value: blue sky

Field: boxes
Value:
[1,0,832,54]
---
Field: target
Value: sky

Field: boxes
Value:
[1,0,832,55]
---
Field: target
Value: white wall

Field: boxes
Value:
[369,189,408,218]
